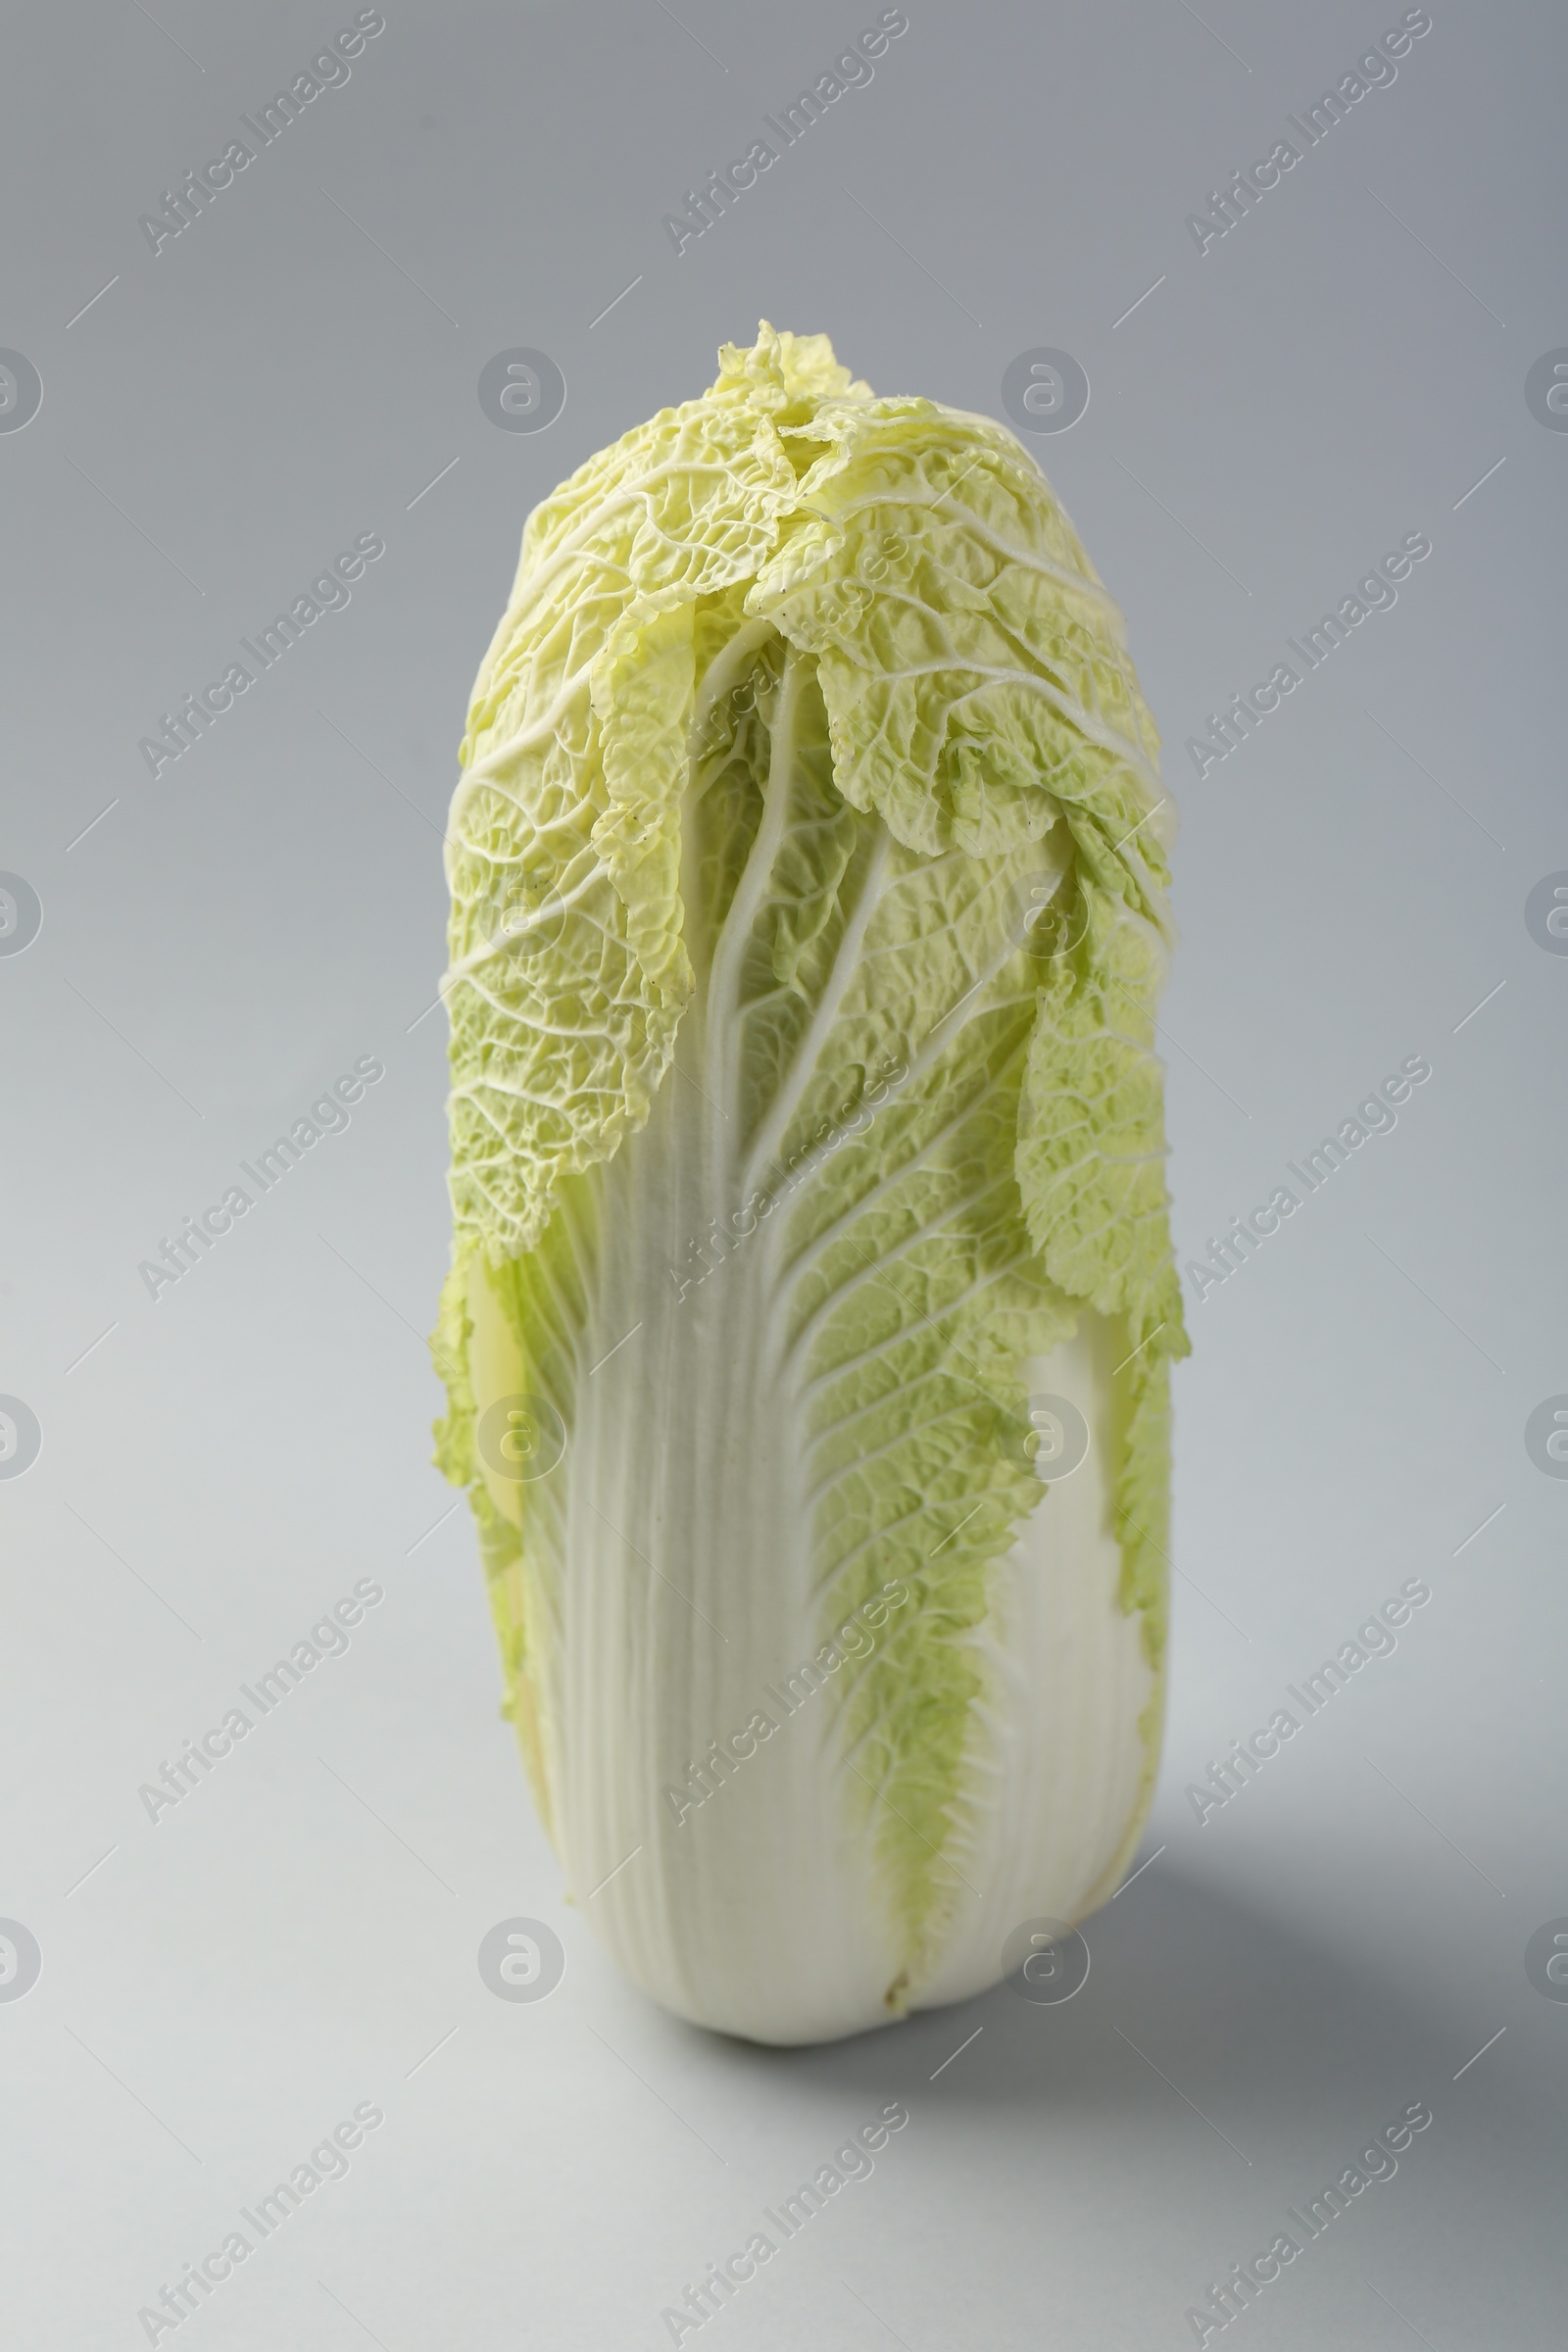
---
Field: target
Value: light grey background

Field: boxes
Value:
[2,1,1564,2344]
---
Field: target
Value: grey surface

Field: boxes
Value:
[2,1,1564,2344]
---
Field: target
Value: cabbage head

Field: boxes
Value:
[432,323,1187,2045]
